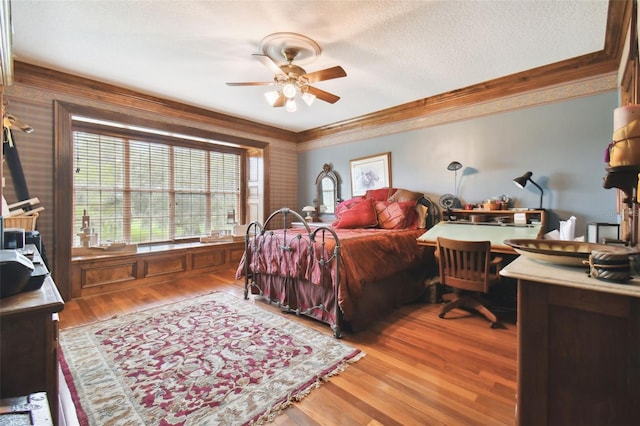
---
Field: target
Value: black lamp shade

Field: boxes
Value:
[447,161,462,171]
[513,171,533,189]
[513,171,544,209]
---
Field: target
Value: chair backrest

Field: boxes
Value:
[436,237,493,293]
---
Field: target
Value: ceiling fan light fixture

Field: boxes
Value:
[264,90,280,106]
[283,82,297,99]
[227,33,347,112]
[301,91,316,106]
[285,98,297,112]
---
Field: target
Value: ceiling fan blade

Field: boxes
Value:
[303,66,347,83]
[226,82,273,86]
[306,86,341,104]
[253,54,286,77]
[272,93,287,108]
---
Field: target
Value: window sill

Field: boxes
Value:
[71,240,244,262]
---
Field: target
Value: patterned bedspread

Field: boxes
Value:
[236,227,428,320]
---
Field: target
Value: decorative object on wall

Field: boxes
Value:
[315,163,341,215]
[513,171,544,209]
[302,205,316,221]
[226,33,347,112]
[349,152,391,197]
[3,113,33,134]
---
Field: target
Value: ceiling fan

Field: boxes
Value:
[226,33,347,112]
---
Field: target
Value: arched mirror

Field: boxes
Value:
[315,164,341,216]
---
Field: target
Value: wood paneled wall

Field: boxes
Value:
[3,68,297,300]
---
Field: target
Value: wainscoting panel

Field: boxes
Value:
[71,242,244,298]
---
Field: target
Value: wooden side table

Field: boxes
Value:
[0,253,64,425]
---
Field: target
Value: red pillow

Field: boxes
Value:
[335,197,364,219]
[332,198,378,229]
[364,187,396,201]
[375,201,417,229]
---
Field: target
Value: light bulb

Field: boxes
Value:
[264,91,280,106]
[283,83,297,99]
[301,92,316,106]
[285,98,297,112]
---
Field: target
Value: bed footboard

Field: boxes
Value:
[241,208,343,338]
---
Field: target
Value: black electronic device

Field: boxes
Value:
[0,245,49,298]
[0,249,34,297]
[3,227,24,249]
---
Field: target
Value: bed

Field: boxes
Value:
[235,188,439,337]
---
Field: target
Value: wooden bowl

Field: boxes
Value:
[504,239,630,267]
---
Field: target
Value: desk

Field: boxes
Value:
[501,256,640,425]
[417,221,543,254]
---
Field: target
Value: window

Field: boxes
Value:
[72,117,244,247]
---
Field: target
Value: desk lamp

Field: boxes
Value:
[447,161,463,198]
[513,171,544,209]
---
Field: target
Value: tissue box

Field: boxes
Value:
[559,216,576,240]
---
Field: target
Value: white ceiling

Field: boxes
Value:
[10,0,609,132]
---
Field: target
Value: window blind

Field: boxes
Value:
[72,120,242,247]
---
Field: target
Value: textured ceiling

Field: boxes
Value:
[10,0,609,132]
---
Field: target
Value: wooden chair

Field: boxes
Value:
[436,236,502,328]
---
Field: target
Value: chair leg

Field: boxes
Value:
[469,300,498,325]
[439,294,465,318]
[439,293,498,326]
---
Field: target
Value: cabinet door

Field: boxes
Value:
[518,281,640,425]
[0,311,59,423]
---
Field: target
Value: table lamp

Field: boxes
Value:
[513,171,544,209]
[302,205,316,222]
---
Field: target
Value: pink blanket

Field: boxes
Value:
[236,227,428,320]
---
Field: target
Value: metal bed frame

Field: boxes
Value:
[243,208,343,338]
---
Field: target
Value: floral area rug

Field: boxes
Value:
[60,291,364,425]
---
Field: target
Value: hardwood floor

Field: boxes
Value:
[59,268,517,425]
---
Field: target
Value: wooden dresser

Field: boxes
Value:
[0,263,64,425]
[501,256,640,425]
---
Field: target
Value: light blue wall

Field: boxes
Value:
[298,91,619,235]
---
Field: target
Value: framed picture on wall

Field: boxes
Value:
[350,152,392,197]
